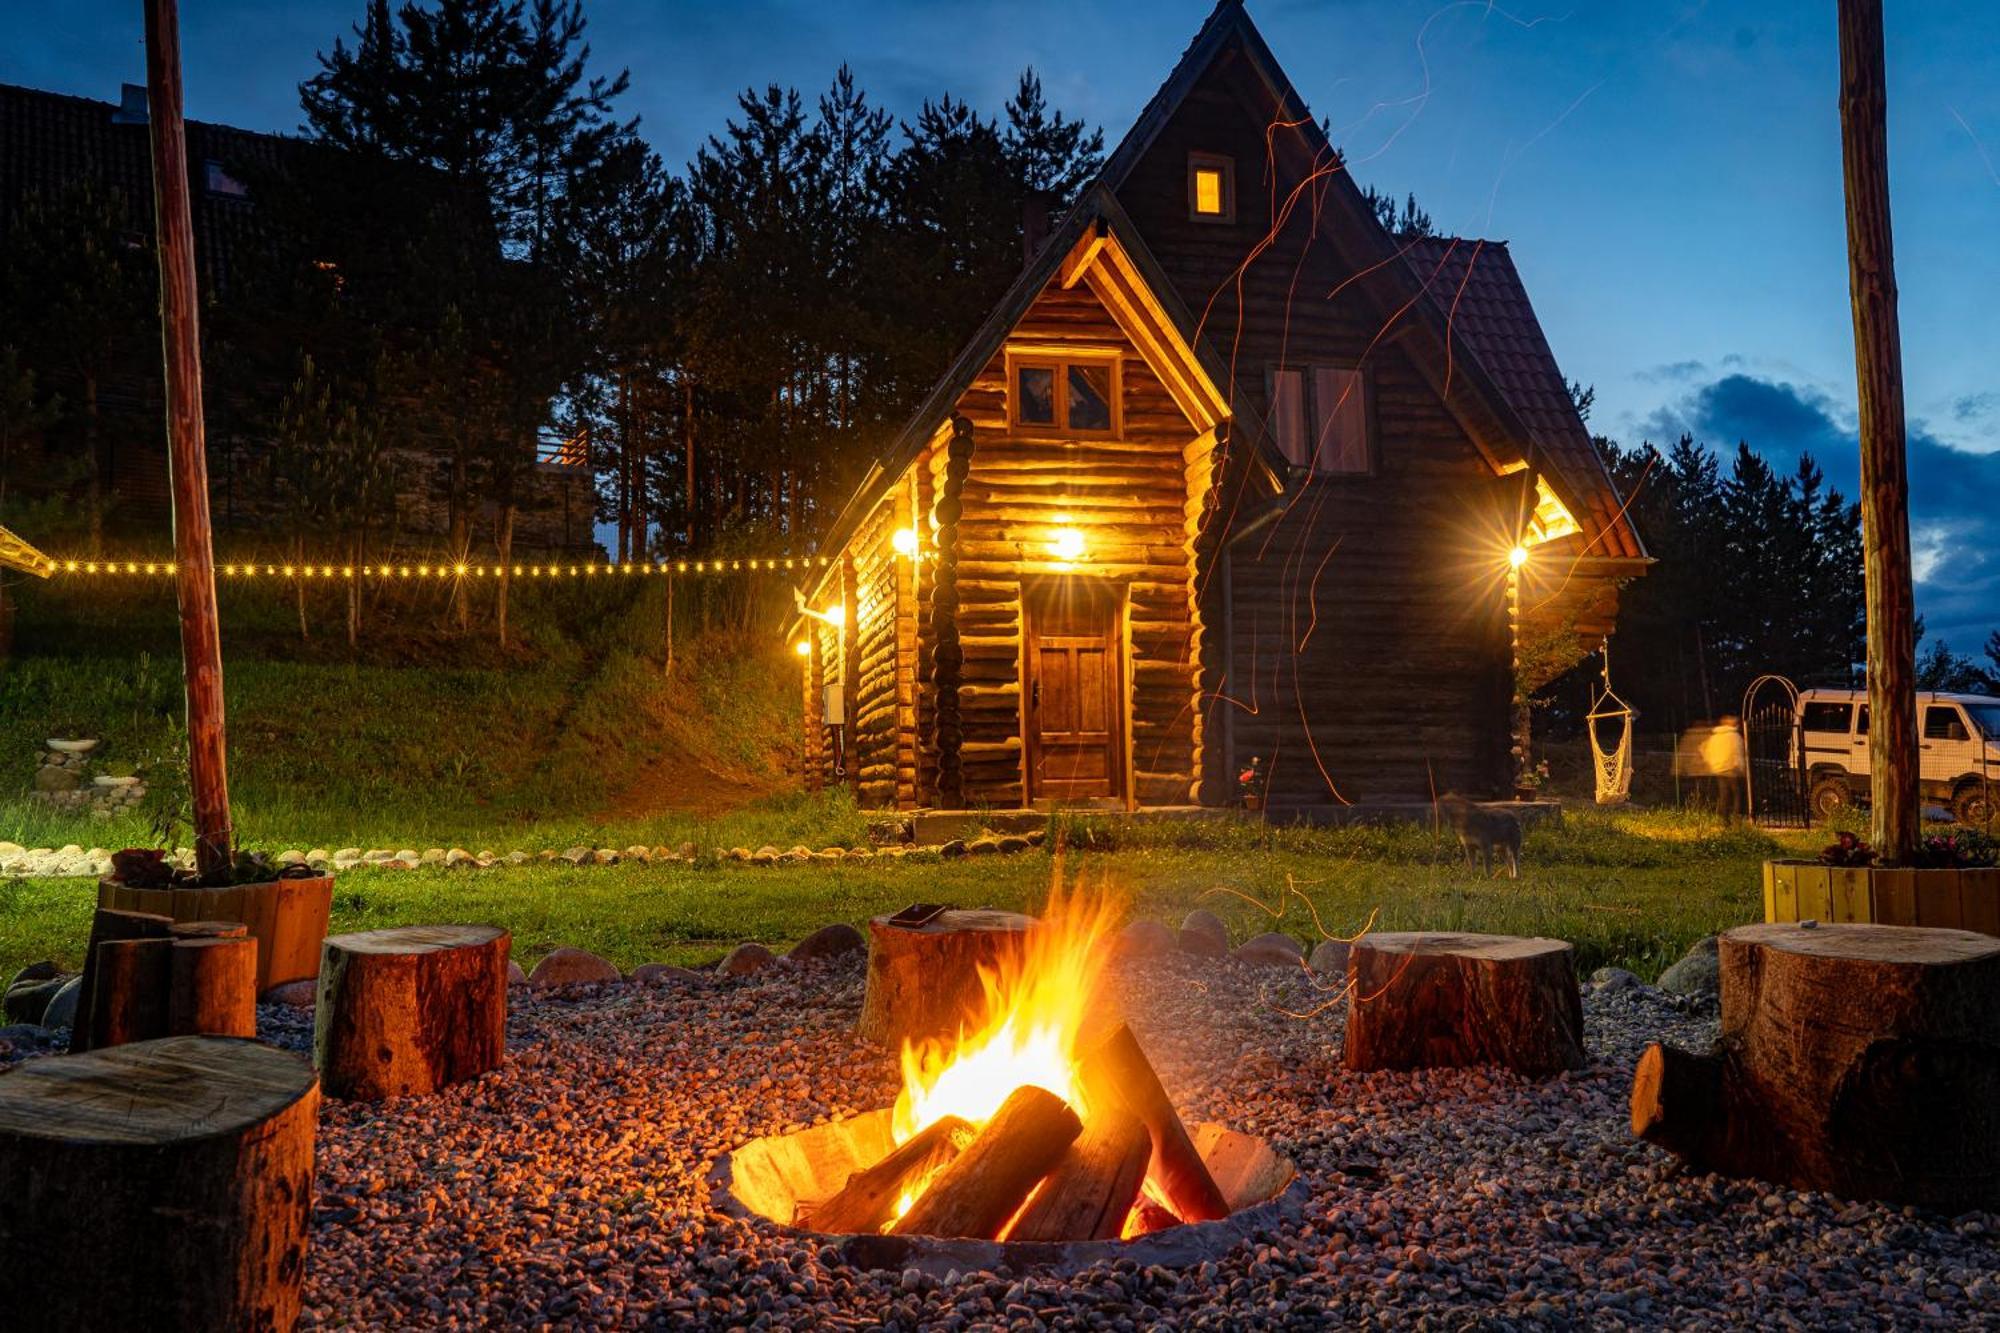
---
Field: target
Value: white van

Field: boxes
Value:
[1797,689,2000,825]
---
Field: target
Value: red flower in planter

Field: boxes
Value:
[1818,831,1877,869]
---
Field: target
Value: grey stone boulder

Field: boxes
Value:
[1235,932,1305,968]
[624,845,652,863]
[789,923,865,963]
[1117,918,1176,958]
[506,960,529,986]
[1591,966,1643,993]
[262,980,317,1008]
[593,848,621,865]
[632,962,702,987]
[445,847,475,867]
[529,947,621,988]
[996,835,1032,854]
[938,839,968,859]
[1178,909,1229,958]
[41,975,84,1029]
[9,960,59,989]
[1657,936,1721,997]
[505,851,531,866]
[718,942,779,976]
[5,975,69,1024]
[33,766,79,793]
[1308,939,1351,976]
[965,836,1002,856]
[560,846,593,867]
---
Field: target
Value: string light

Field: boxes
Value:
[43,553,835,580]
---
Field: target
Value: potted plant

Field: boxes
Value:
[1763,826,1999,937]
[92,792,333,1001]
[1237,756,1267,812]
[1513,760,1550,802]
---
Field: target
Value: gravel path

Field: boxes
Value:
[7,952,1994,1327]
[231,953,1995,1329]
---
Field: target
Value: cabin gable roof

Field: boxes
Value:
[1098,0,1644,561]
[800,183,1274,613]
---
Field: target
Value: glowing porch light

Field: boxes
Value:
[794,639,812,657]
[1508,544,1530,570]
[892,527,919,558]
[1050,526,1086,563]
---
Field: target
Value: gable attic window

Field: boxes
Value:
[1188,152,1234,222]
[1010,352,1120,436]
[204,160,249,198]
[1271,365,1372,474]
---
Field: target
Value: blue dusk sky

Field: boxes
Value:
[8,1,1998,649]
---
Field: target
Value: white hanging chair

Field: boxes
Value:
[1587,643,1636,806]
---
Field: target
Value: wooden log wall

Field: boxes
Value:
[1113,50,1517,802]
[802,633,825,791]
[928,278,1206,808]
[929,417,974,807]
[814,618,841,787]
[850,502,902,807]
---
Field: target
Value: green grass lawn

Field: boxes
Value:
[0,806,1821,985]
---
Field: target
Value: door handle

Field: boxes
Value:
[1031,680,1041,708]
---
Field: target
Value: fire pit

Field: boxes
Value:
[709,891,1305,1275]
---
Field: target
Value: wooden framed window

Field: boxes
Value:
[1187,152,1234,222]
[1269,364,1373,474]
[1008,351,1121,436]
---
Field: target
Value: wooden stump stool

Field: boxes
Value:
[1344,932,1585,1076]
[0,1035,318,1330]
[1632,922,2000,1211]
[856,907,1035,1051]
[314,925,510,1100]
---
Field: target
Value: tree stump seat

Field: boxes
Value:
[1632,922,2000,1211]
[1344,931,1586,1076]
[314,924,510,1101]
[0,1035,319,1329]
[856,907,1035,1051]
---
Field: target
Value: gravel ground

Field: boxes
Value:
[13,952,1999,1328]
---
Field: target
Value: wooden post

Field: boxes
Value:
[663,570,675,678]
[144,0,232,878]
[930,415,974,808]
[1839,0,1918,863]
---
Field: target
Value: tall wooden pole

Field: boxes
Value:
[1838,0,1917,862]
[145,0,233,877]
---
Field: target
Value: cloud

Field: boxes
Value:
[1634,358,1707,384]
[1640,372,2000,655]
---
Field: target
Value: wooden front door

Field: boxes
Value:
[1024,580,1123,802]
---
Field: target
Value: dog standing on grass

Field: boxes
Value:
[1437,794,1522,879]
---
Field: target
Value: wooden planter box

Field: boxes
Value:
[1763,860,2000,936]
[98,875,335,992]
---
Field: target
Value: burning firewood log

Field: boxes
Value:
[890,1085,1080,1239]
[1007,1106,1151,1242]
[800,1114,976,1235]
[1078,1022,1230,1223]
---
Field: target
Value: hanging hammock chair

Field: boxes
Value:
[1588,643,1636,807]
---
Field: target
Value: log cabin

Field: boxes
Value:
[791,0,1648,812]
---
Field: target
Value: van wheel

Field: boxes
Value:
[1953,782,1994,828]
[1810,776,1852,822]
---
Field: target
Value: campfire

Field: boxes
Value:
[716,892,1297,1261]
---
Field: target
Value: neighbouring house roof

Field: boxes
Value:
[797,183,1276,619]
[1402,237,1645,560]
[1098,0,1645,563]
[0,80,303,293]
[0,523,55,578]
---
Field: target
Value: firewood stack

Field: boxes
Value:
[798,1021,1230,1243]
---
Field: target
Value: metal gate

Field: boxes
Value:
[1742,675,1809,827]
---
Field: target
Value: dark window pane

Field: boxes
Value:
[1271,369,1307,467]
[1312,367,1368,472]
[1925,706,1968,741]
[1801,702,1853,734]
[1017,366,1056,425]
[1857,705,1869,735]
[1067,364,1112,432]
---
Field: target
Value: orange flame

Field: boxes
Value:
[890,886,1123,1148]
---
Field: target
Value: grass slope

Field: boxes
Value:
[1,573,803,849]
[0,807,1819,984]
